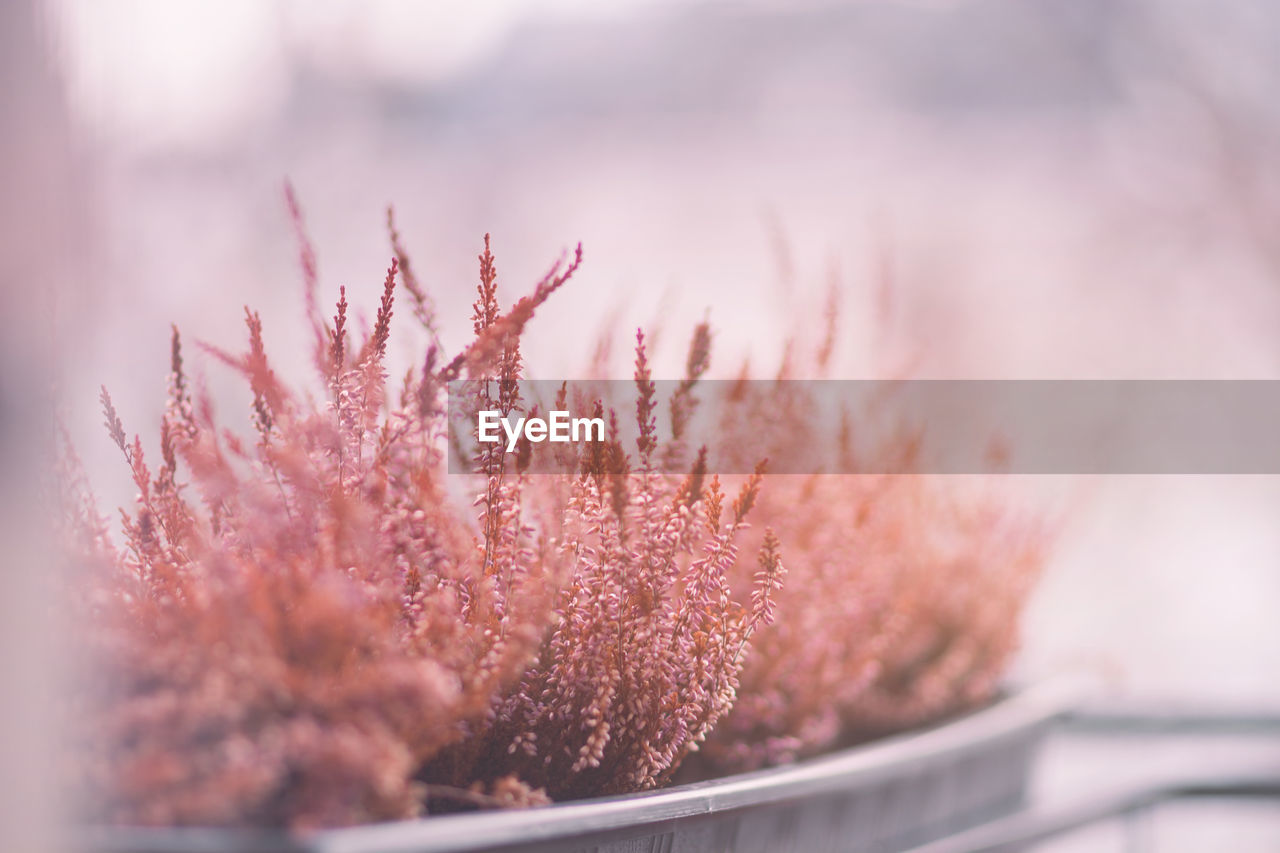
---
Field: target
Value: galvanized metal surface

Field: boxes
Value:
[73,680,1082,853]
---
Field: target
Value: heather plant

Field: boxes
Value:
[693,474,904,771]
[59,199,583,828]
[423,331,782,800]
[839,481,1043,737]
[59,194,785,828]
[695,472,1043,773]
[688,306,1047,773]
[58,185,1047,830]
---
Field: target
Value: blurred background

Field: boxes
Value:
[16,0,1280,847]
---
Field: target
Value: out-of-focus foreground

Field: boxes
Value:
[2,1,83,850]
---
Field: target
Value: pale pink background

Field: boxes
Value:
[32,1,1280,846]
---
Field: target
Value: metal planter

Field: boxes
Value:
[76,681,1079,853]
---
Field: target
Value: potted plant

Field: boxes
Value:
[58,193,1062,852]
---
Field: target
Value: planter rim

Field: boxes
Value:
[73,677,1090,853]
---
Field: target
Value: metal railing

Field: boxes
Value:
[905,707,1280,853]
[903,772,1280,853]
